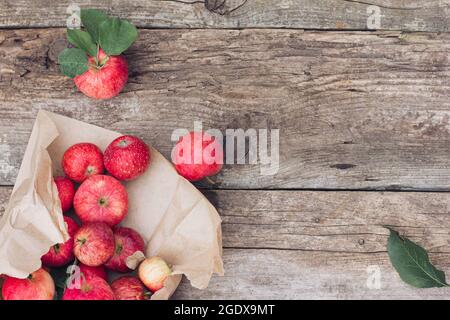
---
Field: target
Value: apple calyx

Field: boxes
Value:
[86,165,96,175]
[98,197,109,207]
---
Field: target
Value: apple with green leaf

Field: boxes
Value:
[58,9,138,99]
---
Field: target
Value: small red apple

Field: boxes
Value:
[74,49,128,100]
[105,226,145,272]
[63,275,115,300]
[172,131,223,182]
[73,222,115,267]
[41,216,79,267]
[78,264,108,281]
[2,268,55,300]
[74,175,128,226]
[111,276,149,300]
[104,135,151,181]
[54,176,75,212]
[62,143,104,183]
[138,257,172,292]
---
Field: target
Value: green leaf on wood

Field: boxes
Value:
[67,29,97,57]
[98,17,138,56]
[58,48,89,78]
[387,228,449,288]
[80,9,108,43]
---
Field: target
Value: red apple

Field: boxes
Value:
[78,264,108,281]
[111,276,149,300]
[74,175,128,226]
[104,135,150,181]
[105,227,145,272]
[74,49,128,100]
[62,143,104,183]
[54,176,75,212]
[41,216,79,267]
[63,275,115,300]
[2,268,55,300]
[73,222,115,267]
[138,257,172,292]
[172,131,223,182]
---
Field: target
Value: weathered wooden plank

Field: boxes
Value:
[1,0,450,32]
[173,249,450,299]
[2,29,450,190]
[3,188,450,253]
[205,190,450,253]
[1,187,450,299]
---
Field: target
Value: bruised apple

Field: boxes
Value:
[138,257,172,292]
[105,226,145,272]
[74,49,128,100]
[104,135,151,181]
[41,216,79,267]
[74,175,128,226]
[2,268,55,300]
[54,176,75,212]
[111,276,149,300]
[63,275,115,300]
[73,222,115,267]
[62,143,104,183]
[172,131,223,182]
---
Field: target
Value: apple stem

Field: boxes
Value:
[143,291,152,300]
[95,43,100,66]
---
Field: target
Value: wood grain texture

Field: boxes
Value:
[173,249,450,299]
[2,29,450,190]
[1,187,450,299]
[1,0,450,32]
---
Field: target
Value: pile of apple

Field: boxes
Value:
[1,130,224,300]
[2,135,171,300]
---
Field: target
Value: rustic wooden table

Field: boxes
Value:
[1,0,450,299]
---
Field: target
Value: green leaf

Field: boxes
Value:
[67,29,97,57]
[58,48,89,78]
[80,9,108,43]
[98,17,138,55]
[387,228,448,288]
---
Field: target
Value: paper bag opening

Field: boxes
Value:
[0,110,224,299]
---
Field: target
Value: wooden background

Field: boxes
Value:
[1,0,450,299]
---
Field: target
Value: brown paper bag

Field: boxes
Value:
[0,110,224,300]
